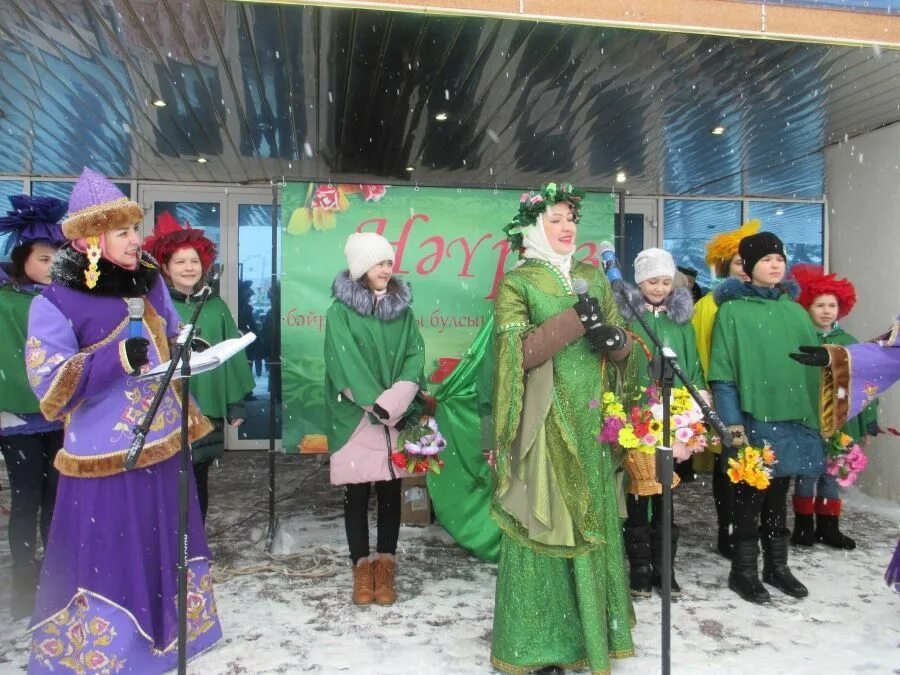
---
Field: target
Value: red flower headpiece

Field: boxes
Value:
[790,264,857,319]
[144,211,216,270]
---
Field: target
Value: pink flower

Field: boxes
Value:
[39,638,63,657]
[85,650,110,670]
[600,417,624,443]
[88,617,111,635]
[529,195,544,205]
[589,399,600,409]
[519,193,529,204]
[641,433,658,447]
[675,427,693,443]
[66,622,85,646]
[836,471,858,488]
[672,441,692,461]
[360,184,387,202]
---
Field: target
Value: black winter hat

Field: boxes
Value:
[739,231,786,276]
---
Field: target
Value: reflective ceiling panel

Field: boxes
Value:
[1,0,899,197]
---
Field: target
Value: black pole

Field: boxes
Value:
[123,270,218,673]
[613,285,732,675]
[176,336,192,675]
[615,190,626,252]
[266,178,283,551]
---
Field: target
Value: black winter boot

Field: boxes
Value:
[790,513,815,547]
[716,523,733,559]
[762,530,808,598]
[624,525,653,598]
[814,514,856,550]
[652,523,681,598]
[728,538,770,604]
[10,562,39,620]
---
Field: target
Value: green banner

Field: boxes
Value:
[280,182,614,452]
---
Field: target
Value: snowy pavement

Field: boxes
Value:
[1,452,897,674]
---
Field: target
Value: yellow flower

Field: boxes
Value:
[742,447,760,465]
[839,433,853,447]
[727,466,743,484]
[618,427,640,449]
[648,420,663,434]
[602,392,616,404]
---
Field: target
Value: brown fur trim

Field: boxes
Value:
[39,352,88,421]
[820,344,850,437]
[53,410,213,478]
[62,199,143,239]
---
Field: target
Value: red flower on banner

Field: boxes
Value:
[311,185,342,211]
[360,184,387,202]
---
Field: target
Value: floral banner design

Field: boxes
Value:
[280,183,614,452]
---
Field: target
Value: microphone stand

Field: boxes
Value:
[124,275,217,675]
[614,284,732,675]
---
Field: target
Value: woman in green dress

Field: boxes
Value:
[145,212,255,521]
[491,183,635,674]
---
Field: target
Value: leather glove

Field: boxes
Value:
[190,337,212,353]
[789,345,830,367]
[585,324,628,353]
[727,424,747,448]
[124,337,150,374]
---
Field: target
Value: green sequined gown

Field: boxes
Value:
[490,259,635,674]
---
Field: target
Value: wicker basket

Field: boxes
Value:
[624,449,681,496]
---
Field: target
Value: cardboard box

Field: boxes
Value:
[400,475,431,526]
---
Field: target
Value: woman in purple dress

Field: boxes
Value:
[24,168,221,673]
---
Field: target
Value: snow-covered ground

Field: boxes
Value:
[1,453,897,674]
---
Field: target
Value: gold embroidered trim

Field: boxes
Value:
[490,655,589,674]
[53,411,213,478]
[820,343,850,437]
[83,317,128,353]
[118,339,133,373]
[39,353,88,421]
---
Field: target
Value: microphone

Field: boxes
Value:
[598,241,625,293]
[127,297,145,339]
[571,278,602,331]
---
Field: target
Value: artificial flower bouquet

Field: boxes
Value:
[392,416,446,475]
[825,432,868,487]
[726,444,777,490]
[597,386,711,460]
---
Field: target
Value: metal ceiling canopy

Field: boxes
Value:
[1,0,899,197]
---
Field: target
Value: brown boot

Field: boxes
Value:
[352,558,375,605]
[373,555,396,605]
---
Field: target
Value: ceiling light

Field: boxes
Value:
[405,166,414,172]
[152,98,167,108]
[434,112,448,122]
[615,171,627,183]
[197,157,208,164]
[711,125,726,135]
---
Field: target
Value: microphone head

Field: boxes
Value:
[127,297,145,320]
[572,278,589,295]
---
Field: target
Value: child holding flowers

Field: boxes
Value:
[324,232,426,606]
[708,232,824,604]
[614,248,707,598]
[787,265,876,550]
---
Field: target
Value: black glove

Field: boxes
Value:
[372,403,390,421]
[789,345,830,367]
[190,337,211,353]
[574,295,602,328]
[585,324,628,353]
[124,337,150,373]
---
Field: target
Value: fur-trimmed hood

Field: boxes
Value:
[617,283,694,324]
[332,269,412,321]
[713,276,801,305]
[51,246,160,297]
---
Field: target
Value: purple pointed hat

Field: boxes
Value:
[62,167,142,240]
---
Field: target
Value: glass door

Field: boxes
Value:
[226,192,282,450]
[616,196,659,285]
[137,184,281,451]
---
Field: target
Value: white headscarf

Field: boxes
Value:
[521,212,573,280]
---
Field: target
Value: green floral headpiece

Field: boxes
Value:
[503,181,585,250]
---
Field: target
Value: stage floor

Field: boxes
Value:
[1,451,897,673]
